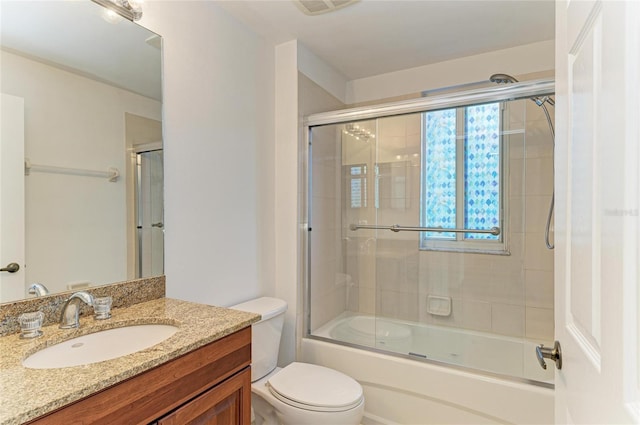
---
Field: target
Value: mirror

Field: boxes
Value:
[0,0,163,303]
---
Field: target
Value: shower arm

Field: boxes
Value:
[349,223,501,236]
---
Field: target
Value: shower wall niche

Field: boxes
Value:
[307,91,555,384]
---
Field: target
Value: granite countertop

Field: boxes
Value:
[0,298,260,425]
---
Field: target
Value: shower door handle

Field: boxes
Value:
[536,341,562,370]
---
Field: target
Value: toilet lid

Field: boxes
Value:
[267,362,363,412]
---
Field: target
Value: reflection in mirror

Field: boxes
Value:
[134,146,164,278]
[0,0,163,303]
[376,162,411,210]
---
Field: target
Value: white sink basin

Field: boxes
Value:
[23,324,179,369]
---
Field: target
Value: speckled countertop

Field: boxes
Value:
[0,298,260,425]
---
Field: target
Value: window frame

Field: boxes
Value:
[345,163,368,209]
[419,102,510,255]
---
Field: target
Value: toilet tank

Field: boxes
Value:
[230,297,287,382]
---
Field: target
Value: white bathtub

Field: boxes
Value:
[304,313,554,425]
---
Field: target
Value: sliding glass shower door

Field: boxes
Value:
[306,82,556,385]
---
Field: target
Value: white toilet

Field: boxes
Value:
[231,297,364,425]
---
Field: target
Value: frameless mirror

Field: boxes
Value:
[0,0,163,303]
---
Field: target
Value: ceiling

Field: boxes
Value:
[218,0,556,81]
[0,1,554,99]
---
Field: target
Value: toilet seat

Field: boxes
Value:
[266,362,364,413]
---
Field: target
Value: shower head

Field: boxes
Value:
[489,73,555,108]
[489,73,519,84]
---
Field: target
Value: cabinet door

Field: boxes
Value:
[157,367,251,425]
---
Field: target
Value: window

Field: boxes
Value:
[420,102,506,253]
[347,164,367,208]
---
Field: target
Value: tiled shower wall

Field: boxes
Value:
[301,74,347,329]
[311,98,554,343]
[309,124,346,328]
[382,100,549,341]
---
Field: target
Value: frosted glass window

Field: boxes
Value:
[420,102,504,252]
[464,103,500,240]
[423,109,457,239]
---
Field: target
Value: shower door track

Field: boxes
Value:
[304,78,554,126]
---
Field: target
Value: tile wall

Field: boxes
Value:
[310,97,554,343]
[309,123,347,328]
[302,74,347,331]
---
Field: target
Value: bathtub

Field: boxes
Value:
[303,313,554,425]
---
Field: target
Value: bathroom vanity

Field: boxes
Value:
[0,298,259,425]
[28,329,251,424]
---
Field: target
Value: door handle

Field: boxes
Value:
[0,263,20,273]
[151,222,164,228]
[536,340,562,370]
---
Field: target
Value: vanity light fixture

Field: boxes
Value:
[92,0,142,22]
[102,8,124,24]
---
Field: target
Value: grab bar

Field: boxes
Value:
[349,223,501,236]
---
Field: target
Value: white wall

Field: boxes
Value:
[297,43,348,104]
[273,42,348,365]
[274,40,299,365]
[346,40,555,104]
[139,1,276,307]
[1,50,161,295]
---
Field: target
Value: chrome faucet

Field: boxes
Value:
[28,283,50,297]
[59,291,94,329]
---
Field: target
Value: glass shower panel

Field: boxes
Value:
[342,120,379,350]
[307,96,555,384]
[407,100,530,373]
[308,121,368,339]
[372,114,421,356]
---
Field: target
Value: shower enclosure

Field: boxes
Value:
[135,149,164,278]
[304,79,555,386]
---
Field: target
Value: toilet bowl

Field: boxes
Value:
[230,297,364,425]
[252,364,364,425]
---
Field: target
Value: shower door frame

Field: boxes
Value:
[302,78,555,385]
[134,145,164,279]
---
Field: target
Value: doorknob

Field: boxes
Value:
[151,222,164,228]
[536,340,562,370]
[0,263,20,273]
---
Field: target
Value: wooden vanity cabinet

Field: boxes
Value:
[28,327,252,425]
[155,367,250,424]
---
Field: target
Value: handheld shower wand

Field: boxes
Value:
[489,73,555,250]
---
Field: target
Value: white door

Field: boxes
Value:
[555,0,640,423]
[0,93,26,302]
